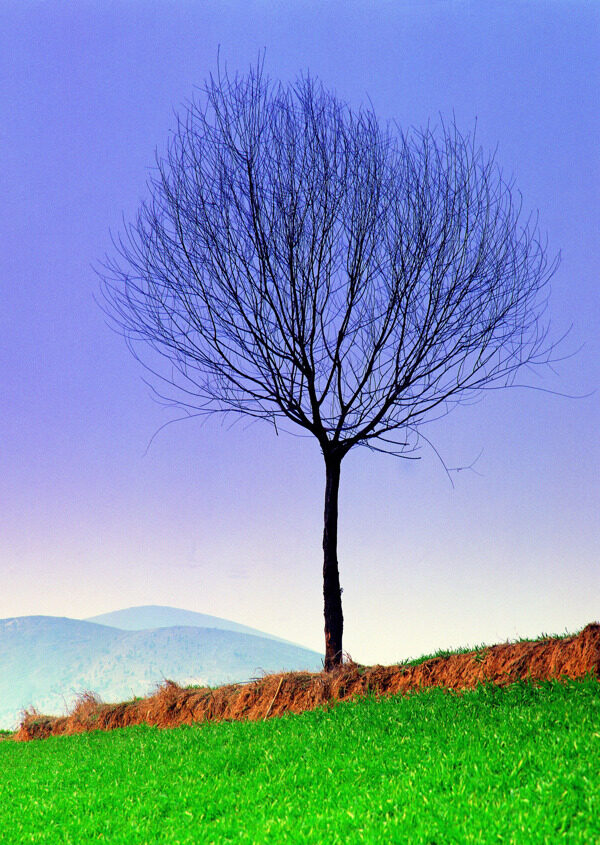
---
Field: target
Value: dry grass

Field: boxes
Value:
[10,622,599,742]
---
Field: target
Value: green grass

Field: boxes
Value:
[0,675,598,843]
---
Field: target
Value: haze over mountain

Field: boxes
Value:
[0,610,323,731]
[84,605,300,646]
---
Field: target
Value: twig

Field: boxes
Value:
[263,677,284,720]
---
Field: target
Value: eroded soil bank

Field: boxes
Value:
[11,622,600,742]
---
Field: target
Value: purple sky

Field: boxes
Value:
[1,1,598,664]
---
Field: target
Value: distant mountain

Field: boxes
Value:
[84,605,299,646]
[0,614,323,731]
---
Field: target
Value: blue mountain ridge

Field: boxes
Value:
[84,604,301,646]
[0,610,323,731]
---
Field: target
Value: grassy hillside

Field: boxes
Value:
[1,675,598,843]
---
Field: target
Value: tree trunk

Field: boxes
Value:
[323,453,344,671]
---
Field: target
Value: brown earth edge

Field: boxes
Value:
[8,622,600,742]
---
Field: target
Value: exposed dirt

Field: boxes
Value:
[9,622,600,742]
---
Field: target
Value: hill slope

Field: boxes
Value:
[0,615,323,730]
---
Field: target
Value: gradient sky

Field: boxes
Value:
[1,0,598,665]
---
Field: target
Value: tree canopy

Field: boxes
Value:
[99,59,559,667]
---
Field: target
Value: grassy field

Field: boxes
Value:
[0,674,598,843]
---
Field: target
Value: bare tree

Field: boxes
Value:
[98,59,559,670]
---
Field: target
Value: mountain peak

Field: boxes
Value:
[83,604,301,646]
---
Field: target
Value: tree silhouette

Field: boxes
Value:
[98,59,559,670]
